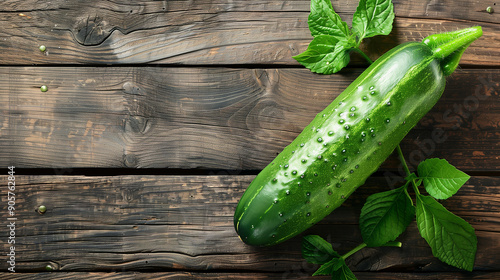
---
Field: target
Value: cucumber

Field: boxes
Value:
[234,27,482,247]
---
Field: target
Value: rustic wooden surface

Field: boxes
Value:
[0,176,499,273]
[1,0,499,279]
[1,0,499,65]
[0,68,498,171]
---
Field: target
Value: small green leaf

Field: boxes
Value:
[352,0,395,40]
[312,257,344,276]
[416,194,477,271]
[308,0,350,40]
[417,158,470,200]
[360,184,415,247]
[302,235,340,264]
[293,35,350,74]
[332,262,358,280]
[404,172,418,182]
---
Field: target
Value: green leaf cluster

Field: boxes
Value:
[303,159,475,280]
[359,158,476,271]
[293,0,394,74]
[302,236,357,280]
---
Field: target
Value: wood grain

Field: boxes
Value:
[0,0,497,65]
[0,67,498,170]
[0,175,498,272]
[3,271,500,280]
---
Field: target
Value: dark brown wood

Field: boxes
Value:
[1,67,498,171]
[0,0,497,65]
[0,175,498,272]
[3,271,500,280]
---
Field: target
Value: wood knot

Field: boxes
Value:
[124,115,152,135]
[123,153,138,167]
[123,82,143,95]
[73,15,112,46]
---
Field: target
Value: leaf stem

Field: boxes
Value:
[382,241,402,248]
[352,48,373,64]
[396,145,420,195]
[342,243,367,259]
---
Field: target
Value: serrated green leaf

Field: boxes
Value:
[308,0,350,39]
[292,35,350,74]
[352,0,395,40]
[360,185,415,247]
[417,158,470,200]
[332,262,358,280]
[312,257,344,276]
[416,194,477,271]
[302,235,340,264]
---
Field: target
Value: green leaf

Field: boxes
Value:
[332,262,358,280]
[352,0,395,40]
[416,194,477,271]
[312,257,344,276]
[308,0,350,40]
[417,158,471,200]
[302,235,340,265]
[292,35,351,74]
[360,184,415,247]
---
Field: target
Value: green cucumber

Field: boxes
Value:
[234,27,482,247]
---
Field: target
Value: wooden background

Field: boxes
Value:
[1,0,499,279]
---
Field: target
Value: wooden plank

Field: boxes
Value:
[1,67,498,171]
[0,0,497,65]
[0,175,498,272]
[3,271,500,280]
